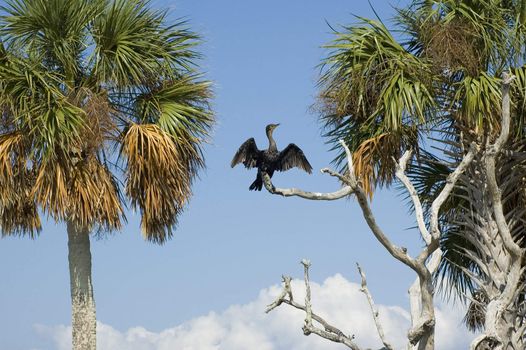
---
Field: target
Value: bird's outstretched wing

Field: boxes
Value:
[231,138,262,168]
[276,143,312,173]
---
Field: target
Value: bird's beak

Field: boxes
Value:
[275,123,280,128]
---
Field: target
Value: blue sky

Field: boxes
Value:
[0,1,474,349]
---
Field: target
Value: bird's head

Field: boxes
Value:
[265,123,280,134]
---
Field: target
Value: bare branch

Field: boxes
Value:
[262,139,478,349]
[395,150,431,244]
[321,167,349,184]
[338,140,359,187]
[357,263,395,350]
[264,140,420,275]
[265,261,363,350]
[351,189,421,275]
[262,172,352,200]
[302,259,313,332]
[429,142,478,241]
[265,275,293,313]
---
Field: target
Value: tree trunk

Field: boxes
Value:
[67,220,96,350]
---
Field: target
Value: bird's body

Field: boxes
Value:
[231,124,312,190]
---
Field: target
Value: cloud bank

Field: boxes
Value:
[35,274,475,350]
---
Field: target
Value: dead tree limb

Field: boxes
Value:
[263,134,476,350]
[357,263,395,350]
[265,261,362,350]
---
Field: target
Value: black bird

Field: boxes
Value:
[231,123,312,191]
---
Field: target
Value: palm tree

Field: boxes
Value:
[0,0,213,349]
[316,0,526,346]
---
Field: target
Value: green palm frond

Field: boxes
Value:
[0,56,86,157]
[435,227,480,303]
[451,72,501,132]
[1,0,102,78]
[135,76,212,140]
[320,18,435,129]
[91,0,199,87]
[318,18,435,194]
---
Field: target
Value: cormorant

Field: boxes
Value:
[231,123,312,191]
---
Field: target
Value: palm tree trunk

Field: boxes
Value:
[67,220,96,350]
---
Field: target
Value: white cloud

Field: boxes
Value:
[35,274,475,350]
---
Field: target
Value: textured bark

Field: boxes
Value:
[67,220,96,350]
[455,75,526,350]
[455,156,524,350]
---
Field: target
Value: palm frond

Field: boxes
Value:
[318,18,435,194]
[0,131,24,199]
[510,65,526,139]
[463,289,488,332]
[451,72,501,133]
[91,0,200,87]
[0,131,40,237]
[1,0,103,78]
[121,123,201,243]
[134,76,212,140]
[32,157,69,220]
[0,56,86,158]
[434,227,480,303]
[68,156,124,231]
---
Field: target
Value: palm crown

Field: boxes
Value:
[0,0,213,243]
[318,0,526,195]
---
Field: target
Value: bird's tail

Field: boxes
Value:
[249,175,263,191]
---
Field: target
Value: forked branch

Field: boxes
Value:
[265,261,361,350]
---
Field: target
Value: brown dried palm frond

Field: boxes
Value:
[69,87,118,152]
[352,133,390,198]
[68,156,124,232]
[0,131,34,205]
[352,130,417,198]
[0,191,41,237]
[421,20,483,75]
[32,157,69,221]
[0,132,24,203]
[122,123,202,243]
[0,131,41,236]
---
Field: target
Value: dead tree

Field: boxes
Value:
[263,76,524,349]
